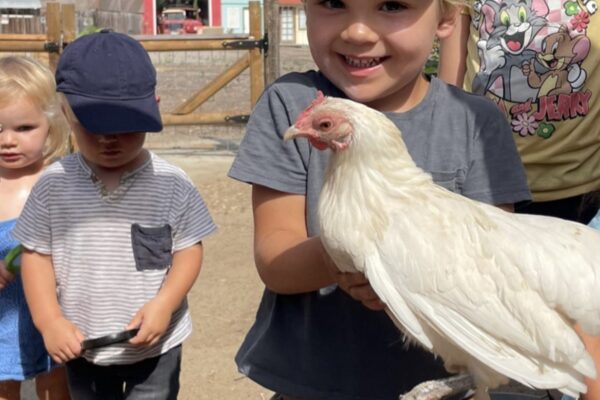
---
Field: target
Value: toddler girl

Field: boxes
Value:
[0,56,69,400]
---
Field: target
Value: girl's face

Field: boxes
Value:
[305,0,455,112]
[0,95,49,175]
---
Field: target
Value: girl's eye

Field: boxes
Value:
[380,1,407,12]
[318,0,345,9]
[16,125,35,132]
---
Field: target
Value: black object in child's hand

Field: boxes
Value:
[81,328,140,350]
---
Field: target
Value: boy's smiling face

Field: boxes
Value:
[305,0,456,113]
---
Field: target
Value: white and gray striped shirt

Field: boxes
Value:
[13,152,217,365]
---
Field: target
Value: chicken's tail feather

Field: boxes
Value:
[365,249,592,397]
[413,296,592,396]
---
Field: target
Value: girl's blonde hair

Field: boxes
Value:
[440,0,469,15]
[56,92,79,127]
[0,56,69,163]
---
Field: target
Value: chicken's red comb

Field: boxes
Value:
[295,91,326,128]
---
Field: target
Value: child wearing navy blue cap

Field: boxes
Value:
[13,30,217,399]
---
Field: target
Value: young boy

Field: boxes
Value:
[13,30,216,399]
[228,0,531,399]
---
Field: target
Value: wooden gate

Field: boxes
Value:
[0,1,266,127]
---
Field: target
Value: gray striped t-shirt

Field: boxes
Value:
[13,151,217,365]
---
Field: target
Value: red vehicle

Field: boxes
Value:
[158,6,203,35]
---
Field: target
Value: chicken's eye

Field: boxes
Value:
[319,120,333,130]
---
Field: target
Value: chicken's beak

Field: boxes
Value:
[283,125,305,141]
[284,126,329,151]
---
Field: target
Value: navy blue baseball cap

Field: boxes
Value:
[56,29,162,134]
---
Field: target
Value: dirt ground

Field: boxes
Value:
[161,46,317,400]
[157,150,271,400]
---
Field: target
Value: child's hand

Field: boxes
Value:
[0,261,15,290]
[334,270,386,311]
[126,298,173,347]
[40,317,84,363]
[322,250,386,311]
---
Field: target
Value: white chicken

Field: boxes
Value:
[283,92,600,399]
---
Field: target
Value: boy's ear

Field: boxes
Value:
[436,6,459,40]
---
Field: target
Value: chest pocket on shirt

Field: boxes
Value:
[131,223,173,271]
[429,170,460,193]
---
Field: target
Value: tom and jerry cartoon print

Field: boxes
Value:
[469,0,595,139]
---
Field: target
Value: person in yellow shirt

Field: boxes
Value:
[439,0,599,223]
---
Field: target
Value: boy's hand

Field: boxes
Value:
[0,261,15,290]
[40,317,84,363]
[322,251,386,311]
[126,298,173,347]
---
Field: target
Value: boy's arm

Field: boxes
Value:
[128,242,204,346]
[21,249,84,362]
[438,12,471,87]
[252,185,384,310]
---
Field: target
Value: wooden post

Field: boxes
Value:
[0,34,47,51]
[59,3,77,153]
[162,112,244,125]
[61,3,76,46]
[248,1,264,106]
[139,38,245,51]
[264,0,280,85]
[45,2,61,70]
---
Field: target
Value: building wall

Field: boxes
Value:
[39,0,144,34]
[221,0,262,34]
[0,0,41,34]
[279,4,306,46]
[293,5,306,45]
[96,0,143,34]
[40,0,96,11]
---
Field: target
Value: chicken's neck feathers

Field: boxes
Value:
[318,119,436,265]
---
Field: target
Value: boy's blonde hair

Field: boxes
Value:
[0,56,69,163]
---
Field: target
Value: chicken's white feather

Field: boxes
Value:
[284,93,600,397]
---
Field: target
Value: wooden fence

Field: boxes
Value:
[0,15,45,34]
[0,1,266,128]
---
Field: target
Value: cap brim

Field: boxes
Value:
[66,93,163,135]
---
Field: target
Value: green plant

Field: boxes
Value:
[424,38,440,76]
[78,25,101,37]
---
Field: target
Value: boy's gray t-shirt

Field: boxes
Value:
[228,71,531,400]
